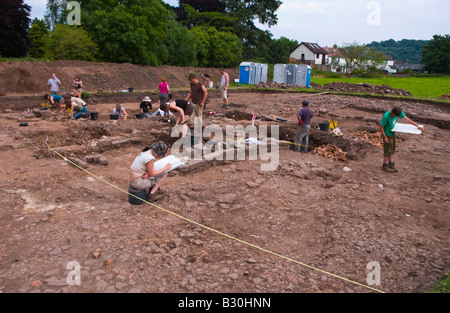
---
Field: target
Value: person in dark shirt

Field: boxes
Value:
[139,96,153,118]
[185,74,207,127]
[294,100,314,153]
[160,97,194,138]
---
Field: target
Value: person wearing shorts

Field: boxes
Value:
[185,74,207,127]
[129,142,171,202]
[73,77,83,98]
[379,106,423,172]
[220,68,229,109]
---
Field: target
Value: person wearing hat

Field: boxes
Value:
[140,96,153,118]
[294,100,314,153]
[129,141,172,202]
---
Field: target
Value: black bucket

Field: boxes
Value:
[128,87,134,92]
[136,113,145,119]
[90,112,99,120]
[128,186,147,205]
[110,114,119,120]
[319,122,329,131]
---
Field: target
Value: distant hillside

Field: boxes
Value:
[368,39,430,64]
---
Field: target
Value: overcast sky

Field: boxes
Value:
[26,0,449,46]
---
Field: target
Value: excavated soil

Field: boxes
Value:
[0,62,449,294]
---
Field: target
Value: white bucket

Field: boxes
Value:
[209,81,214,88]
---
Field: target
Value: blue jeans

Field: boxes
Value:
[294,124,310,153]
[74,106,88,120]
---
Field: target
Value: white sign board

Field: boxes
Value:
[154,155,185,172]
[392,123,423,135]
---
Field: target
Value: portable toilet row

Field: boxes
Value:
[273,64,312,87]
[239,62,268,85]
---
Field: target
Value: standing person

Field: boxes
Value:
[158,77,170,107]
[113,103,128,120]
[294,100,314,153]
[220,68,229,109]
[379,106,424,172]
[73,77,83,98]
[185,74,207,126]
[160,97,194,138]
[129,142,172,202]
[47,73,61,95]
[140,96,153,118]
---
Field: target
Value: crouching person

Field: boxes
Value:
[129,142,172,202]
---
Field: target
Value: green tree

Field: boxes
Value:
[189,26,242,67]
[171,0,281,60]
[28,18,49,58]
[44,0,68,29]
[368,38,430,63]
[80,0,171,65]
[340,42,387,74]
[164,20,197,66]
[421,34,450,74]
[265,37,299,64]
[189,26,211,67]
[179,4,237,33]
[0,0,31,57]
[208,28,242,67]
[44,24,97,61]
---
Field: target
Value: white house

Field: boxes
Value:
[323,46,347,73]
[378,52,397,74]
[290,42,328,66]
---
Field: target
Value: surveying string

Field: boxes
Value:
[46,144,385,293]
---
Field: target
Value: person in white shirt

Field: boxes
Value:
[220,68,229,109]
[47,73,61,95]
[113,104,128,120]
[129,142,171,202]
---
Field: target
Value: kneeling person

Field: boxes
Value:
[129,142,172,202]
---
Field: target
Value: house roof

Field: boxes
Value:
[323,46,343,58]
[296,42,328,55]
[394,63,425,71]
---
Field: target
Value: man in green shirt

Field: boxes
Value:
[379,106,423,172]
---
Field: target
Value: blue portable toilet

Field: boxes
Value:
[306,65,312,87]
[239,62,252,84]
[295,64,310,87]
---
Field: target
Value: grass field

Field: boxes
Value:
[311,76,450,99]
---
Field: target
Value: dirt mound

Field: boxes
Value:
[439,94,450,100]
[316,82,412,96]
[256,82,303,89]
[0,60,239,96]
